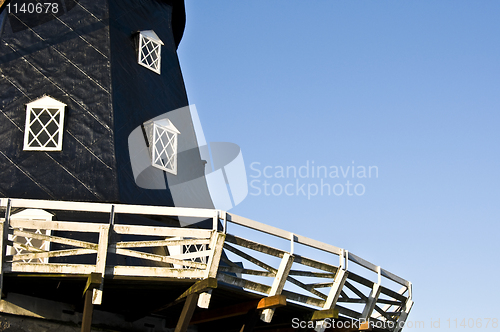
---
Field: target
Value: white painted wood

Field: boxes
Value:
[0,197,412,324]
[227,213,343,256]
[13,230,98,250]
[5,262,97,274]
[393,299,414,332]
[8,248,95,261]
[93,225,111,305]
[1,198,216,218]
[315,269,348,332]
[381,268,408,287]
[261,253,294,323]
[198,232,226,308]
[116,239,210,249]
[361,283,382,320]
[348,253,379,274]
[114,248,206,269]
[10,219,103,233]
[113,225,211,238]
[107,266,205,278]
[167,250,213,261]
[376,285,408,320]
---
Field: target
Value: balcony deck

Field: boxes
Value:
[0,198,413,332]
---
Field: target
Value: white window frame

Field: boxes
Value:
[23,95,66,151]
[137,30,163,74]
[143,118,180,175]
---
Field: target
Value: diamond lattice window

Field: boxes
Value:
[137,30,163,74]
[23,96,66,151]
[143,118,180,175]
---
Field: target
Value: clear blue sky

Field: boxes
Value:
[178,1,500,329]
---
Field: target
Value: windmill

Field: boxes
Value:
[0,1,413,332]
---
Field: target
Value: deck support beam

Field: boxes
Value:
[171,278,218,332]
[81,272,102,332]
[175,292,199,332]
[190,294,286,325]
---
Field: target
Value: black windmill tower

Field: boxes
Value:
[0,1,226,329]
[0,0,215,220]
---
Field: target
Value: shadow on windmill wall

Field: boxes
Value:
[128,105,248,226]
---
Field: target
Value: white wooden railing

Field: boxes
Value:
[0,198,412,331]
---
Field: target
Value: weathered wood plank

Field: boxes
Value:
[175,293,199,332]
[281,290,324,308]
[292,255,338,274]
[218,266,274,277]
[169,250,213,261]
[13,230,98,250]
[348,253,379,274]
[289,270,336,278]
[198,232,226,308]
[310,282,333,289]
[6,262,96,274]
[12,242,46,253]
[224,243,277,274]
[81,286,94,332]
[286,276,328,300]
[113,224,212,238]
[116,239,210,249]
[226,213,343,255]
[225,234,286,258]
[1,198,216,219]
[108,266,205,279]
[114,248,206,269]
[176,278,218,301]
[10,219,102,233]
[217,273,271,295]
[9,248,95,261]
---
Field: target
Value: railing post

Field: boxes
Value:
[360,267,382,321]
[393,297,414,332]
[260,252,294,323]
[198,230,225,308]
[314,255,347,332]
[222,211,227,234]
[0,199,11,298]
[92,205,114,305]
[212,210,219,231]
